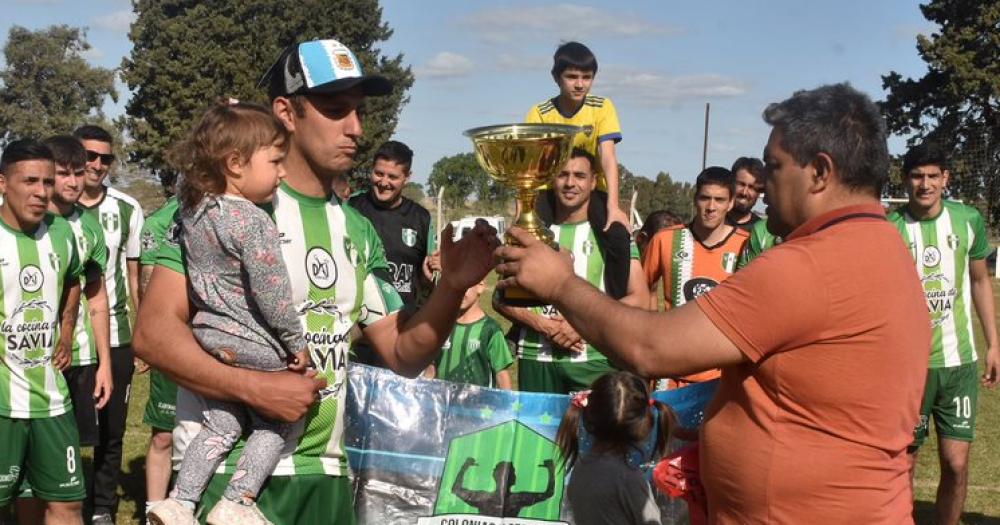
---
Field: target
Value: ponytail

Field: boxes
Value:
[556,401,584,469]
[650,399,678,460]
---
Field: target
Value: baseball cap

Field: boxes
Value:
[259,39,392,100]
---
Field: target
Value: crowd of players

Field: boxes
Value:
[0,37,997,525]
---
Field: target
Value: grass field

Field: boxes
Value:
[79,282,1000,524]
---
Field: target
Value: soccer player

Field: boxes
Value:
[889,143,1000,525]
[73,125,143,525]
[498,83,930,523]
[0,139,86,525]
[137,184,179,521]
[495,148,647,394]
[726,157,764,231]
[526,41,632,300]
[43,136,114,442]
[642,167,748,388]
[133,38,498,523]
[634,209,682,257]
[348,141,432,308]
[428,280,513,389]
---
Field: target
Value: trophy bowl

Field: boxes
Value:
[464,123,583,306]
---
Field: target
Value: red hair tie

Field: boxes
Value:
[571,390,591,409]
[649,398,656,407]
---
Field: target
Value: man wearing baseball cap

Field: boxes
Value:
[135,39,499,524]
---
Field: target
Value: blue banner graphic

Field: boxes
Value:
[345,364,717,525]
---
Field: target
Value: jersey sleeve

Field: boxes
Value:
[155,212,186,275]
[84,213,109,276]
[967,206,991,260]
[139,212,165,266]
[525,104,542,124]
[737,221,768,270]
[125,201,144,259]
[356,217,405,327]
[597,98,623,144]
[485,321,514,373]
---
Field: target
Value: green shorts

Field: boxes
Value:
[196,473,354,524]
[911,361,979,449]
[0,413,85,505]
[517,358,614,394]
[143,369,178,431]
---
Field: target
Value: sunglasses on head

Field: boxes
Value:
[86,150,116,165]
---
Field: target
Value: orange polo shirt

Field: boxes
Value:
[695,203,929,524]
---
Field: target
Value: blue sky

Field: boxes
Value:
[1,0,933,185]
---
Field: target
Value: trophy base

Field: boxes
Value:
[497,285,548,307]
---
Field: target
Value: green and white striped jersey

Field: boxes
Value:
[737,219,782,270]
[139,197,179,266]
[515,221,639,363]
[65,206,108,366]
[889,201,992,368]
[1,213,83,418]
[80,187,143,347]
[161,183,404,477]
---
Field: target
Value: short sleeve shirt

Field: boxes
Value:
[526,95,622,189]
[64,206,109,366]
[694,203,930,523]
[158,183,404,477]
[1,213,83,418]
[435,315,513,388]
[139,197,180,266]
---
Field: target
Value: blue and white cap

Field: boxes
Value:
[259,39,392,100]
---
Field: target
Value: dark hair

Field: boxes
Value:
[556,371,676,469]
[551,41,597,78]
[640,210,682,239]
[1,139,54,173]
[374,140,414,173]
[730,157,764,180]
[72,125,114,145]
[567,147,596,173]
[169,99,289,210]
[902,143,948,175]
[43,135,87,169]
[695,166,735,196]
[762,83,888,197]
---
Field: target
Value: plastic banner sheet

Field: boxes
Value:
[345,364,717,525]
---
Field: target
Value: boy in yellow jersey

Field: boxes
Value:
[526,42,632,300]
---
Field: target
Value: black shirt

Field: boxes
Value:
[728,212,761,232]
[567,452,663,525]
[348,192,431,308]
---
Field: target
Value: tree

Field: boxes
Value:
[619,163,694,221]
[0,25,117,143]
[121,0,414,188]
[881,0,1000,227]
[427,152,488,209]
[402,181,426,203]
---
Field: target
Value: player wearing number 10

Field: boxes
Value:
[0,140,86,524]
[888,143,1000,525]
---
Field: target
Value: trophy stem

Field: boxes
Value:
[509,188,555,248]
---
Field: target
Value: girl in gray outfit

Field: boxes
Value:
[148,100,308,525]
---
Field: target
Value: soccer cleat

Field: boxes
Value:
[146,498,197,525]
[205,498,273,525]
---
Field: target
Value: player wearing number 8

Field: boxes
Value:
[0,140,87,523]
[888,143,1000,525]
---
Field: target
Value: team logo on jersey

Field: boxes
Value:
[141,230,157,253]
[402,228,418,248]
[722,252,737,272]
[166,221,182,247]
[922,246,941,268]
[947,234,960,251]
[582,240,595,256]
[100,212,120,233]
[48,252,61,271]
[674,250,692,263]
[343,238,361,267]
[683,277,719,302]
[423,421,566,523]
[305,247,337,289]
[19,265,44,293]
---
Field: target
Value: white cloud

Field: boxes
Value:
[598,68,749,106]
[417,51,475,79]
[496,52,550,72]
[461,3,678,43]
[93,9,136,33]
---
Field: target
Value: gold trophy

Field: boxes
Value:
[464,123,584,306]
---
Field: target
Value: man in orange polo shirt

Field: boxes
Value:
[643,166,748,388]
[496,83,930,523]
